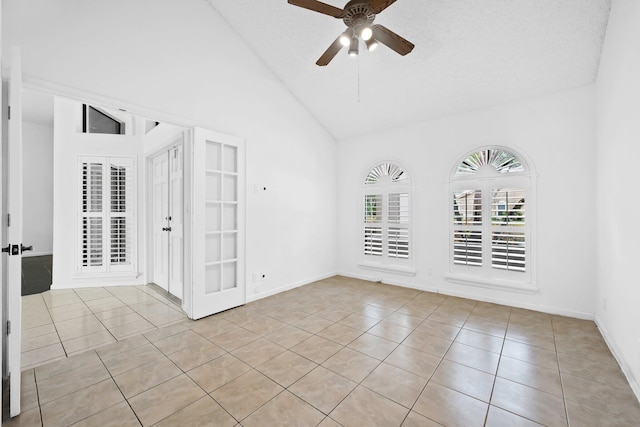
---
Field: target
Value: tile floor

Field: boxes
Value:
[8,276,640,426]
[21,284,188,369]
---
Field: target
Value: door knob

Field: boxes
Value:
[162,227,172,232]
[21,244,33,253]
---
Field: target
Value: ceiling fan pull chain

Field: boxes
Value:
[357,54,361,103]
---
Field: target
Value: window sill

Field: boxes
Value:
[358,262,416,277]
[445,273,538,293]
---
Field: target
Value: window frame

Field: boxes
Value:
[77,155,137,276]
[359,161,415,276]
[446,147,537,292]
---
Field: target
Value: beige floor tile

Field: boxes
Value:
[153,330,207,355]
[403,330,453,358]
[93,306,135,320]
[101,343,166,376]
[40,379,124,427]
[20,370,39,412]
[187,353,252,393]
[22,323,56,340]
[502,339,559,370]
[565,399,632,427]
[338,313,381,331]
[100,312,147,329]
[37,362,111,404]
[415,319,461,341]
[167,339,226,371]
[95,334,149,359]
[256,350,317,387]
[2,406,42,427]
[22,332,61,352]
[348,333,398,360]
[291,335,343,364]
[142,321,190,342]
[367,320,413,343]
[455,328,504,353]
[413,383,488,427]
[428,309,470,327]
[401,411,442,426]
[209,328,261,352]
[505,327,556,351]
[211,369,283,420]
[62,330,116,354]
[114,357,182,398]
[498,356,562,396]
[317,322,363,345]
[289,366,357,414]
[558,352,630,389]
[231,338,286,367]
[35,350,102,381]
[362,362,428,408]
[491,377,567,427]
[71,401,141,427]
[445,342,500,374]
[384,344,441,378]
[243,390,325,426]
[485,405,543,427]
[128,375,206,426]
[264,324,313,348]
[21,342,65,369]
[154,396,236,427]
[50,307,94,323]
[293,314,335,334]
[431,359,495,402]
[322,347,380,382]
[462,317,507,337]
[109,318,157,340]
[360,304,395,320]
[186,317,240,339]
[330,385,409,427]
[242,316,287,336]
[561,373,640,423]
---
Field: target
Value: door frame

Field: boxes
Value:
[145,134,187,304]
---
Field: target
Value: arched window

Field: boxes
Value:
[360,162,414,275]
[448,148,535,290]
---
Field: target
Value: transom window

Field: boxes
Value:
[448,148,534,290]
[360,162,414,275]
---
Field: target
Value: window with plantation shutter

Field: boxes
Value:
[360,162,414,274]
[448,148,534,290]
[79,156,135,274]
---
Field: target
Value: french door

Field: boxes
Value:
[190,128,245,319]
[152,145,183,299]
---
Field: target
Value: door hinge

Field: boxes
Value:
[7,320,11,335]
[7,213,10,227]
[7,105,10,120]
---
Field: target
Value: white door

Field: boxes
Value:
[168,145,183,299]
[152,152,169,290]
[152,145,183,299]
[191,128,245,319]
[5,46,24,417]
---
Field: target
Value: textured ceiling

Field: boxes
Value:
[210,0,611,140]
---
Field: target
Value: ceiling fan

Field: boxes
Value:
[288,0,415,66]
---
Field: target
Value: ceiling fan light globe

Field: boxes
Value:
[366,38,379,51]
[361,26,373,41]
[348,35,359,56]
[339,34,351,47]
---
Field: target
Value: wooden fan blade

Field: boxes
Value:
[372,24,415,56]
[370,0,397,14]
[288,0,344,18]
[316,35,344,66]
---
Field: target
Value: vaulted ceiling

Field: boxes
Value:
[209,0,611,140]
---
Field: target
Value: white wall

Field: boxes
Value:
[337,86,597,318]
[595,0,640,396]
[22,121,53,256]
[4,0,338,297]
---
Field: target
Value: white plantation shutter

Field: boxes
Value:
[361,163,412,269]
[79,156,135,274]
[449,148,532,287]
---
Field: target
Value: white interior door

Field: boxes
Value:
[152,152,169,290]
[6,46,24,418]
[191,128,245,319]
[168,145,183,299]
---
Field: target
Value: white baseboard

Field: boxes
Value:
[595,315,640,403]
[338,271,594,320]
[246,271,337,303]
[22,251,53,258]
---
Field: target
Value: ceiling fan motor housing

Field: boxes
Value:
[342,1,376,28]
